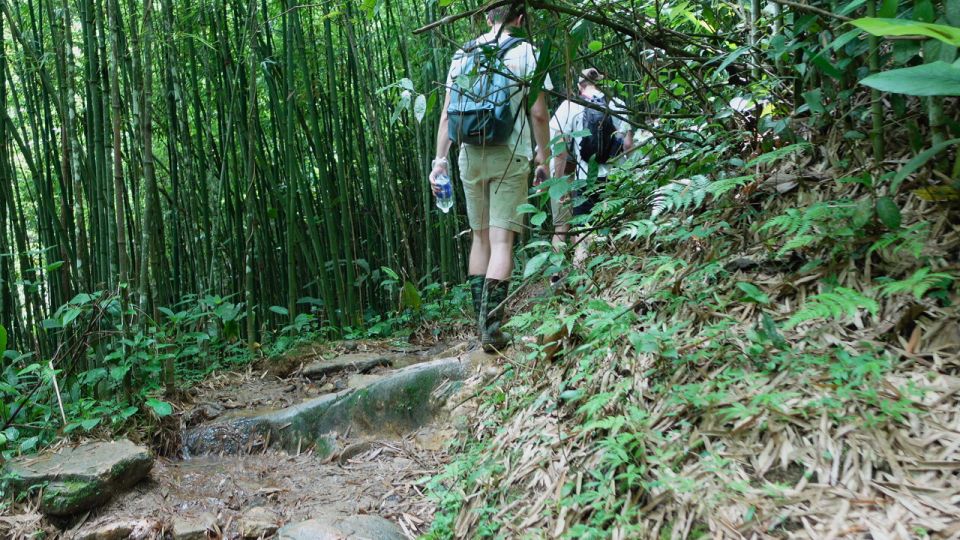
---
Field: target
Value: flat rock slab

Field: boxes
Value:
[74,518,163,540]
[172,512,218,540]
[240,506,279,538]
[4,439,153,516]
[302,353,394,379]
[278,515,405,540]
[185,356,470,456]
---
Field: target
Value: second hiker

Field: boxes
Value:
[429,4,552,352]
[548,68,634,250]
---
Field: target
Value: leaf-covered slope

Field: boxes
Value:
[425,139,960,538]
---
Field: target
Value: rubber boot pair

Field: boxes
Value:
[468,276,512,352]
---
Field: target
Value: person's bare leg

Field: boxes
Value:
[552,224,569,251]
[469,228,490,275]
[486,226,515,280]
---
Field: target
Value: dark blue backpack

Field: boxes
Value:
[447,37,524,146]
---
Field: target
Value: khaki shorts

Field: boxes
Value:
[458,145,529,233]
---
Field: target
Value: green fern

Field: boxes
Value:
[705,175,754,198]
[758,201,852,237]
[785,287,879,329]
[746,142,813,167]
[650,175,710,217]
[649,175,755,218]
[867,222,930,259]
[615,219,658,241]
[879,268,956,299]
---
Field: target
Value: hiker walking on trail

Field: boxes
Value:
[547,68,634,249]
[429,4,552,353]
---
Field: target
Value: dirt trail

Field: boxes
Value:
[64,431,449,538]
[12,339,484,540]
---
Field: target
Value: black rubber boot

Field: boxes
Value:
[468,275,485,328]
[481,278,512,353]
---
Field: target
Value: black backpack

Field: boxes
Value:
[578,95,623,165]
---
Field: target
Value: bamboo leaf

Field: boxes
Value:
[852,18,960,46]
[860,62,960,96]
[890,137,960,192]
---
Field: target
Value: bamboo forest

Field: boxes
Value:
[1,0,959,538]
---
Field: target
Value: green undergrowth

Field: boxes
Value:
[423,134,958,537]
[0,274,470,465]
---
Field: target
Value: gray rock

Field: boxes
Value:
[4,439,153,516]
[240,506,279,539]
[172,512,218,540]
[185,356,470,457]
[278,515,405,540]
[303,353,394,379]
[74,518,162,540]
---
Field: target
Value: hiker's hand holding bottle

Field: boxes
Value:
[430,158,454,213]
[429,158,448,195]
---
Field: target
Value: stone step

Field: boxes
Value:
[183,355,472,457]
[3,439,153,516]
[301,352,395,379]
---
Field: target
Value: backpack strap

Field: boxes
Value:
[496,36,524,59]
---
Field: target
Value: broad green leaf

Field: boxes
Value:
[587,40,603,52]
[531,211,547,227]
[810,54,843,80]
[852,18,960,46]
[81,417,101,431]
[269,305,289,316]
[802,89,826,113]
[860,62,960,96]
[715,46,750,73]
[830,29,863,51]
[145,398,173,417]
[736,282,770,305]
[523,252,551,279]
[890,137,960,192]
[115,406,139,422]
[876,197,902,230]
[400,281,421,311]
[61,307,82,327]
[413,94,427,124]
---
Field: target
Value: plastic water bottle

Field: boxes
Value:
[435,173,454,213]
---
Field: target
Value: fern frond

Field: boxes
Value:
[705,175,753,198]
[615,219,658,241]
[879,268,956,299]
[868,222,930,259]
[746,142,813,167]
[650,175,710,217]
[785,287,879,329]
